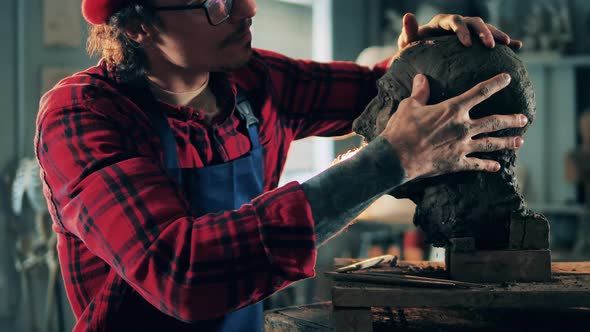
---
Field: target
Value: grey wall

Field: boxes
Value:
[0,0,18,330]
[331,0,371,61]
[253,0,313,58]
[19,0,96,158]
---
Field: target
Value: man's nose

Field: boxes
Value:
[229,0,257,22]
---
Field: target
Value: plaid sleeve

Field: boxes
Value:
[35,100,316,322]
[258,49,389,139]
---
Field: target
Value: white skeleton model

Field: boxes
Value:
[12,158,61,332]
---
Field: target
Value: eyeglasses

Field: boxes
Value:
[151,0,234,26]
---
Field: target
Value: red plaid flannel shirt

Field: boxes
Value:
[36,48,388,331]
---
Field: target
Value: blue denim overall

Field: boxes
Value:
[144,90,264,331]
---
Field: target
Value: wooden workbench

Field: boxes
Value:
[265,302,590,332]
[329,261,590,332]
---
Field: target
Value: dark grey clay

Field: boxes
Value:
[353,35,547,249]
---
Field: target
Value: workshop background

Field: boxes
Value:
[1,0,590,331]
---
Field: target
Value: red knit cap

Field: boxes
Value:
[81,0,133,25]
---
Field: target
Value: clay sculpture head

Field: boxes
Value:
[353,35,542,249]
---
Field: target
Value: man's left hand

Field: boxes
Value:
[397,13,523,50]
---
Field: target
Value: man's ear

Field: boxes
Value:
[125,22,155,45]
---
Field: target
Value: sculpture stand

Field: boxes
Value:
[445,216,552,283]
[446,248,551,283]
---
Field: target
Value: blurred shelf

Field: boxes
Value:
[529,203,587,216]
[521,53,590,67]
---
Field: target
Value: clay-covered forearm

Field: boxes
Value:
[301,137,405,247]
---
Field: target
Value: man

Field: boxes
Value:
[36,0,527,331]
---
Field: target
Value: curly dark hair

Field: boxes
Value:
[86,2,159,82]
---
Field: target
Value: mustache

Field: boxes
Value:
[220,18,253,47]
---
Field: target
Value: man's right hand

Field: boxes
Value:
[380,73,529,181]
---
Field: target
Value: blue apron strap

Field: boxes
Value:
[235,89,261,149]
[124,78,183,184]
[144,100,183,184]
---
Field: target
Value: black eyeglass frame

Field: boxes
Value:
[150,0,233,26]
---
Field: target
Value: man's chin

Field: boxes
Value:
[220,46,253,71]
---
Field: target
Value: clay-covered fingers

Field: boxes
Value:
[464,17,495,47]
[408,74,429,105]
[398,13,421,49]
[485,23,522,49]
[414,14,517,49]
[461,157,501,172]
[509,39,523,50]
[435,14,472,47]
[470,113,528,136]
[447,73,511,114]
[485,23,510,45]
[470,136,524,153]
